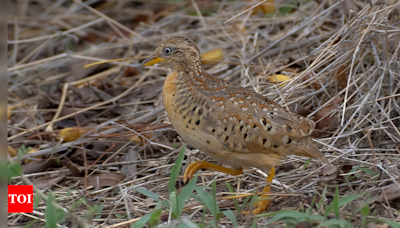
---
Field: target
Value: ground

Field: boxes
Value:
[7,0,400,227]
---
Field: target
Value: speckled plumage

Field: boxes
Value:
[142,36,327,213]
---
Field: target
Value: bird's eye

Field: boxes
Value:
[164,47,172,54]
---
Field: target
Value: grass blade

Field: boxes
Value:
[196,187,220,216]
[325,192,366,217]
[133,187,161,202]
[222,210,238,227]
[177,173,198,215]
[169,145,186,194]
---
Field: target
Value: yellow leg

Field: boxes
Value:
[183,161,243,182]
[242,167,275,215]
[252,167,275,214]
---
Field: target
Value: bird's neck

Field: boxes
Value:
[171,58,210,83]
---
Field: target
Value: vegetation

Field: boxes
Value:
[7,0,399,227]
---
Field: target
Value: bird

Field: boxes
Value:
[141,36,327,214]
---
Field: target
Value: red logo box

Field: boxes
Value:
[8,185,33,213]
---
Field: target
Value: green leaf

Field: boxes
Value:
[7,161,22,182]
[177,174,198,215]
[333,186,340,219]
[211,179,219,220]
[207,219,217,228]
[318,218,355,228]
[265,210,325,226]
[251,220,257,228]
[132,209,157,228]
[196,187,219,216]
[306,194,317,215]
[162,200,170,209]
[33,195,40,208]
[169,145,186,194]
[70,198,85,211]
[277,0,295,15]
[303,159,311,170]
[81,196,89,205]
[360,204,369,227]
[359,167,375,176]
[172,142,179,148]
[22,220,39,228]
[324,192,366,217]
[177,220,200,228]
[45,194,66,228]
[373,219,400,228]
[225,181,239,210]
[17,145,32,156]
[65,190,72,197]
[93,204,104,219]
[149,203,162,227]
[348,166,360,174]
[318,185,327,212]
[133,187,161,203]
[169,190,179,219]
[45,195,56,228]
[222,210,238,227]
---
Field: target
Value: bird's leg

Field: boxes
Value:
[251,167,275,214]
[183,161,243,182]
[240,167,275,215]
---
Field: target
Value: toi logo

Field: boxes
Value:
[8,185,33,213]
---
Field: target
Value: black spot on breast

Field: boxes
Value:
[263,139,267,145]
[224,127,227,132]
[273,145,278,148]
[267,125,272,131]
[193,107,197,111]
[186,125,189,128]
[225,136,229,142]
[262,118,267,125]
[198,109,203,115]
[206,141,210,144]
[173,94,175,96]
[288,138,292,144]
[188,119,191,124]
[212,129,215,133]
[195,120,200,125]
[240,126,243,131]
[183,115,186,119]
[232,126,235,132]
[192,128,195,130]
[253,124,257,128]
[244,134,248,139]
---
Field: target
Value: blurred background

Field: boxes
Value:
[7,0,400,227]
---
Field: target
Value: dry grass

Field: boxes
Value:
[7,0,400,227]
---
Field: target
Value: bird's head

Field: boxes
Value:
[141,36,202,72]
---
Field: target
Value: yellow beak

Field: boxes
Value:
[141,56,165,67]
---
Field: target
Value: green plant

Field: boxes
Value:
[131,145,238,228]
[255,185,400,228]
[17,145,32,156]
[8,145,33,182]
[45,194,67,228]
[7,161,22,182]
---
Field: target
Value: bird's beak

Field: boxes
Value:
[141,56,165,67]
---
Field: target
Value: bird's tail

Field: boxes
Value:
[291,137,327,163]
